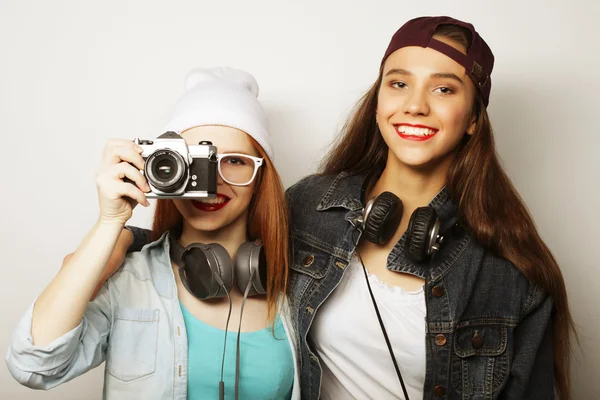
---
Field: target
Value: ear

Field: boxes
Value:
[466,114,477,136]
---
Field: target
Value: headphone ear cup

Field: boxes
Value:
[405,207,438,262]
[363,192,403,245]
[235,240,267,296]
[180,243,232,300]
[206,243,234,297]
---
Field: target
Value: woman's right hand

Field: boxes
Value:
[96,139,151,225]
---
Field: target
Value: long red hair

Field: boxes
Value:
[152,137,289,322]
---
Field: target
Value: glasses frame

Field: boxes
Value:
[216,153,264,186]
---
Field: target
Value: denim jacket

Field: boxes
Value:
[6,232,300,400]
[285,172,554,400]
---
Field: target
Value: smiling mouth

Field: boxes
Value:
[394,124,439,141]
[191,194,231,212]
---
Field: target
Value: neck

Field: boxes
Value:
[369,150,454,209]
[178,213,249,260]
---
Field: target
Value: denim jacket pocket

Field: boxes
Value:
[107,307,160,382]
[288,240,334,312]
[289,242,331,280]
[451,323,510,397]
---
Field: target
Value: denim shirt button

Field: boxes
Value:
[432,285,444,297]
[435,334,447,346]
[303,255,315,267]
[434,385,446,397]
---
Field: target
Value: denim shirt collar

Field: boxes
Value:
[314,171,467,280]
[140,231,177,299]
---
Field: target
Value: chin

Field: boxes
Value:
[391,150,434,168]
[185,216,229,233]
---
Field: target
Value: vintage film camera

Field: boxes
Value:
[132,131,217,198]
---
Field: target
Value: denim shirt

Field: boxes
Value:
[6,232,300,400]
[285,172,554,400]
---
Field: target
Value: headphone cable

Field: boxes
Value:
[213,273,232,400]
[235,268,256,400]
[356,250,410,400]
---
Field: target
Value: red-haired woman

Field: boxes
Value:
[6,67,299,400]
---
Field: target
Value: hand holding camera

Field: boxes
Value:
[134,131,218,198]
[96,130,256,225]
[95,139,151,226]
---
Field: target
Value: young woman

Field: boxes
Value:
[6,67,300,399]
[50,16,573,400]
[284,16,572,399]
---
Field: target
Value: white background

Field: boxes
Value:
[1,0,598,398]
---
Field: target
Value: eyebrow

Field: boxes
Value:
[385,68,464,85]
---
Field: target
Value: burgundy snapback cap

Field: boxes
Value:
[382,16,495,107]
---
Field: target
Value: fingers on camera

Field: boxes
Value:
[103,140,145,169]
[112,163,150,193]
[116,182,149,207]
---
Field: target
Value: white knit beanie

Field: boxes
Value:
[165,66,273,159]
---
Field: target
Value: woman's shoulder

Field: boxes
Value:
[285,171,365,207]
[286,173,338,199]
[108,233,171,290]
[466,237,551,313]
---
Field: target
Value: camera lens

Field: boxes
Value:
[145,149,187,193]
[155,159,175,180]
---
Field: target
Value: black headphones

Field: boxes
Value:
[169,233,267,300]
[357,172,444,262]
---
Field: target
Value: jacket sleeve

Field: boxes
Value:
[5,285,113,390]
[502,284,555,399]
[125,225,153,252]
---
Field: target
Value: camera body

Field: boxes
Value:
[134,131,218,198]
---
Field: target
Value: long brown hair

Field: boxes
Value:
[152,136,289,322]
[320,25,574,398]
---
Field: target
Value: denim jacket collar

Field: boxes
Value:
[314,171,467,281]
[316,171,459,227]
[316,171,364,212]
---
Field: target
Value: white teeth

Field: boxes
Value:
[197,197,226,205]
[396,126,436,136]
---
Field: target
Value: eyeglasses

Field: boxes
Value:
[216,153,264,186]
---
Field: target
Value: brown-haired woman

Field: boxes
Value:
[282,16,573,399]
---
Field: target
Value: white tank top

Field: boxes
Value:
[310,255,426,400]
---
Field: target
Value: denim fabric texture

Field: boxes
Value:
[285,172,554,400]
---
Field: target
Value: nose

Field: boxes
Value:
[404,88,430,117]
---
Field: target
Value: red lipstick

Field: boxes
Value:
[394,123,439,142]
